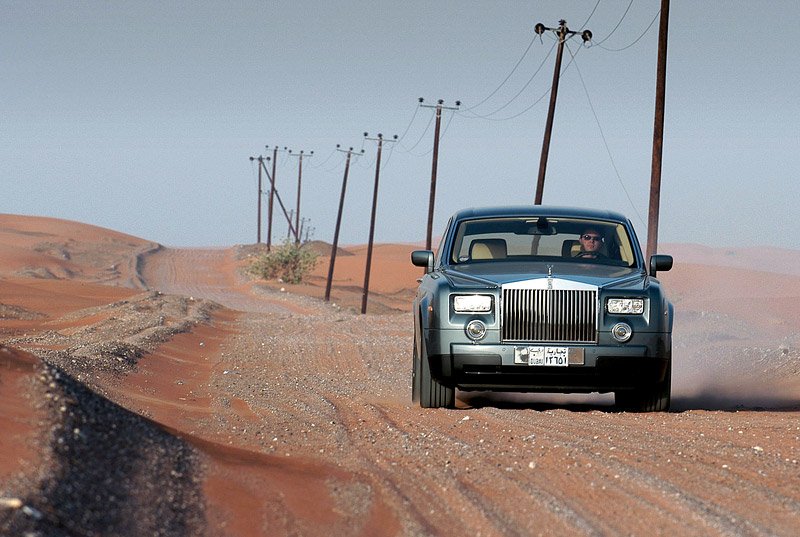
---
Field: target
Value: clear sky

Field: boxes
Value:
[2,1,799,249]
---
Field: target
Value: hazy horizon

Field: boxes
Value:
[3,1,798,249]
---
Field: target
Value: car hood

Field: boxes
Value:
[442,261,647,290]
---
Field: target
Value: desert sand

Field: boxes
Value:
[1,213,798,536]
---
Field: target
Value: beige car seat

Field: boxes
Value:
[469,239,507,260]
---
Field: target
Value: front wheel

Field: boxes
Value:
[615,362,671,412]
[415,342,455,409]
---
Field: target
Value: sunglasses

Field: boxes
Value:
[581,234,603,241]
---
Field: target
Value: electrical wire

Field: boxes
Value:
[592,0,635,46]
[277,152,290,170]
[458,40,585,123]
[380,139,398,171]
[579,0,602,29]
[596,9,660,52]
[307,147,337,169]
[461,34,539,112]
[397,108,435,153]
[356,148,376,170]
[321,151,347,174]
[459,37,557,120]
[396,102,421,143]
[566,42,646,228]
[407,108,457,158]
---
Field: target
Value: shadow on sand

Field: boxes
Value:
[458,391,800,413]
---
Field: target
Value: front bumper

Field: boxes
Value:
[425,334,670,393]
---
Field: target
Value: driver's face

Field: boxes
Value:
[579,230,603,252]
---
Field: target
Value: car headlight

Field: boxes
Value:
[453,294,493,313]
[607,298,644,315]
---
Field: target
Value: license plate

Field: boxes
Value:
[515,346,570,367]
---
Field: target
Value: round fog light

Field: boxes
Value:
[611,322,633,343]
[465,320,487,341]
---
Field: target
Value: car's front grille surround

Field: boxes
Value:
[501,288,597,343]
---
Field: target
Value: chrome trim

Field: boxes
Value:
[501,288,597,343]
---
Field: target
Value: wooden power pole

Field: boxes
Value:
[361,133,397,314]
[325,145,363,302]
[420,98,460,250]
[646,0,670,261]
[533,19,592,205]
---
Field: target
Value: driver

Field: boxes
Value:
[577,228,605,259]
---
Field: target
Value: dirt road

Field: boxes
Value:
[3,244,799,536]
[137,248,800,536]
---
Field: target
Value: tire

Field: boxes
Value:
[615,361,671,412]
[411,343,420,403]
[417,341,455,409]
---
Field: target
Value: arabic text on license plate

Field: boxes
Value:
[528,346,569,367]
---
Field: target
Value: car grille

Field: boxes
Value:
[501,288,597,343]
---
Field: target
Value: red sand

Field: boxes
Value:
[2,214,799,535]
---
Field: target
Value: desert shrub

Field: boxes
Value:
[247,240,318,284]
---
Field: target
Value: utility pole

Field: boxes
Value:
[289,150,313,244]
[646,0,670,261]
[533,19,593,204]
[361,132,398,315]
[265,145,288,251]
[250,156,299,242]
[420,97,461,250]
[325,145,364,302]
[255,156,263,243]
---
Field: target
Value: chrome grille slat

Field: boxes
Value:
[502,288,597,343]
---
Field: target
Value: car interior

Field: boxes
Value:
[452,218,636,267]
[469,238,508,260]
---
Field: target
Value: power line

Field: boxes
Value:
[406,108,457,158]
[319,151,347,174]
[379,136,398,170]
[458,37,585,123]
[566,42,646,228]
[458,38,557,120]
[307,147,337,169]
[397,108,435,153]
[579,0,602,29]
[596,9,660,52]
[593,0,635,46]
[461,34,539,112]
[396,100,421,143]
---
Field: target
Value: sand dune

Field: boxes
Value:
[1,214,799,536]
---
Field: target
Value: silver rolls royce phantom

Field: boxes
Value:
[411,206,674,411]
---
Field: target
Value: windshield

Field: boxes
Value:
[449,216,638,268]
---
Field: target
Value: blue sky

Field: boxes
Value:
[2,1,799,249]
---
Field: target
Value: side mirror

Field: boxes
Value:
[649,254,673,277]
[411,250,434,273]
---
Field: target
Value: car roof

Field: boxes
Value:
[450,205,632,223]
